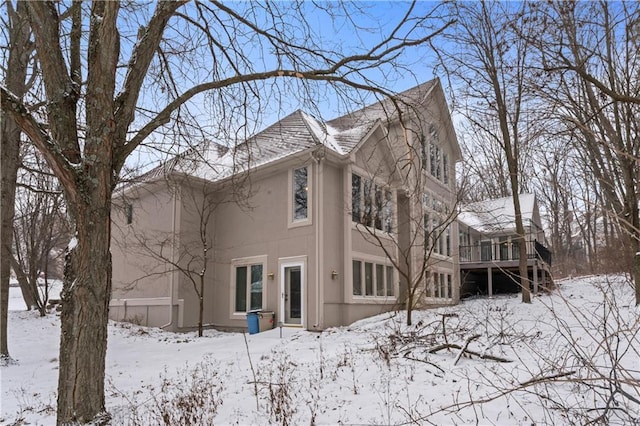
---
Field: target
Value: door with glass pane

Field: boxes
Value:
[281,263,303,325]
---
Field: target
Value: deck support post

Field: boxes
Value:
[533,262,538,294]
[487,266,493,297]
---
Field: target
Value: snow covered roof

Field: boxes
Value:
[327,80,438,131]
[459,194,537,234]
[140,79,441,184]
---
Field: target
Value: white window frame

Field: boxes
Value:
[350,252,397,302]
[426,269,455,300]
[288,165,312,228]
[229,255,268,318]
[279,256,307,328]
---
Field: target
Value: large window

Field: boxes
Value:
[429,271,453,299]
[423,191,452,258]
[353,258,395,298]
[430,142,441,180]
[233,259,265,313]
[424,124,449,186]
[351,172,393,233]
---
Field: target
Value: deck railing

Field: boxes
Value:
[459,239,552,266]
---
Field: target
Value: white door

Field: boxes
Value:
[280,262,304,325]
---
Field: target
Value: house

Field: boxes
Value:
[109,78,463,331]
[458,194,553,297]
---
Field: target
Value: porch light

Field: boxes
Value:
[268,272,275,280]
[331,270,338,280]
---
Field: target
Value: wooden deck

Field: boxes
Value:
[459,241,552,297]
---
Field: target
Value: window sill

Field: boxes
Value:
[351,222,396,240]
[349,296,397,304]
[288,219,312,229]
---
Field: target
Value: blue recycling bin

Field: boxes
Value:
[247,311,260,334]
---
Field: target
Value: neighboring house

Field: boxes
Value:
[458,194,553,297]
[109,78,463,331]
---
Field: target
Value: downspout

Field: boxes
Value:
[161,188,178,329]
[313,151,324,329]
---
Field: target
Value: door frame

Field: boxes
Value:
[279,256,307,328]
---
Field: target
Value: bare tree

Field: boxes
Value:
[120,154,249,337]
[528,0,640,303]
[0,1,452,422]
[436,1,539,303]
[10,145,69,316]
[1,0,33,363]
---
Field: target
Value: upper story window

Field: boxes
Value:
[125,203,133,225]
[423,124,450,186]
[351,172,393,233]
[423,192,452,258]
[289,166,312,227]
[293,167,308,220]
[430,142,441,180]
[443,152,449,185]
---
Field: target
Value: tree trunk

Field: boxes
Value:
[516,222,531,303]
[199,276,204,337]
[56,200,112,424]
[1,0,31,359]
[8,254,41,313]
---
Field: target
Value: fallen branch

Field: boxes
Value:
[454,334,481,365]
[402,351,446,373]
[441,313,459,349]
[427,335,512,363]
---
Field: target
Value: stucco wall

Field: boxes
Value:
[111,186,175,298]
[210,160,318,330]
[110,183,177,326]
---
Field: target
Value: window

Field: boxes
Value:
[352,174,361,223]
[293,167,308,220]
[383,190,393,233]
[430,142,438,178]
[351,172,393,233]
[363,179,373,227]
[426,124,448,186]
[125,203,133,225]
[429,272,453,299]
[289,166,311,227]
[385,266,394,296]
[364,262,373,296]
[352,260,362,296]
[233,260,265,313]
[376,264,384,296]
[445,226,451,257]
[420,134,428,170]
[423,191,452,258]
[443,152,449,185]
[352,258,395,298]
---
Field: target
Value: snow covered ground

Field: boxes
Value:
[2,275,639,425]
